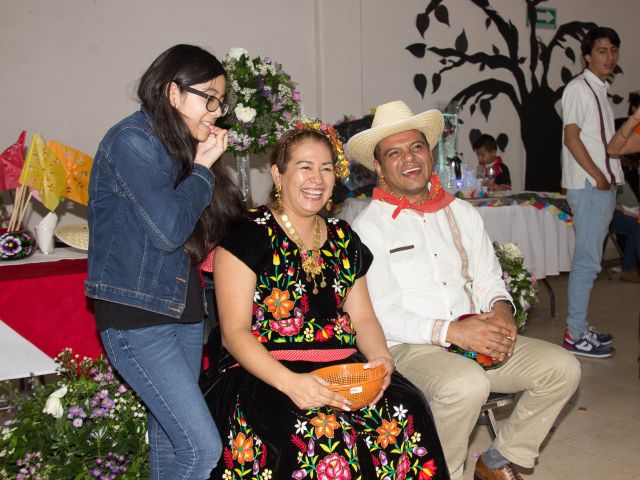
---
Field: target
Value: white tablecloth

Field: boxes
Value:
[0,320,58,381]
[337,198,575,279]
[0,247,87,267]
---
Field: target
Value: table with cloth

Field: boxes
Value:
[0,248,103,361]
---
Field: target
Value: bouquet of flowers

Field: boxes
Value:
[0,349,149,479]
[221,47,301,155]
[493,242,538,329]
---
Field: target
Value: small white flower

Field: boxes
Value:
[393,404,408,420]
[234,104,257,123]
[295,419,308,434]
[332,278,343,294]
[364,435,373,448]
[227,47,248,60]
[254,289,261,302]
[411,432,422,443]
[42,385,68,418]
[294,280,306,295]
[327,217,339,225]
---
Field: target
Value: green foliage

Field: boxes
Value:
[493,242,539,329]
[0,349,148,479]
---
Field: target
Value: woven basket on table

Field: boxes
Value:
[312,363,385,410]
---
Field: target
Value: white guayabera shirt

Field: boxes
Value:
[353,198,513,348]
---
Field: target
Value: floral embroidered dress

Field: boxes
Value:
[206,206,448,480]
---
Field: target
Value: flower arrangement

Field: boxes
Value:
[222,47,302,155]
[0,349,149,479]
[493,242,538,329]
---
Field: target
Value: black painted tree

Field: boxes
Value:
[408,0,622,191]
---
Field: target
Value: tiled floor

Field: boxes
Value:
[463,272,640,479]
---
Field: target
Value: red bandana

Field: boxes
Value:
[372,173,455,219]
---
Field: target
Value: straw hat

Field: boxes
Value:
[55,224,89,251]
[346,100,444,171]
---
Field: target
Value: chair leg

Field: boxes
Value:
[541,278,556,318]
[486,408,499,437]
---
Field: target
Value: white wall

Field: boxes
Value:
[1,0,638,228]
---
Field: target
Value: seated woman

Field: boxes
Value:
[206,120,449,479]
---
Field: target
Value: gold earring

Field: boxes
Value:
[275,185,283,208]
[326,197,333,211]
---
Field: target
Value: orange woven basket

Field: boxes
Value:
[312,363,386,410]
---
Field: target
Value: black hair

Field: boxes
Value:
[472,134,497,152]
[137,44,244,264]
[628,91,640,116]
[581,26,620,57]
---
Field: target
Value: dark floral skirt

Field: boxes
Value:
[205,353,449,480]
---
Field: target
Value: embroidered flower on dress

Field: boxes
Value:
[263,288,294,320]
[375,419,402,448]
[310,413,340,439]
[295,419,308,434]
[232,432,254,465]
[393,404,408,420]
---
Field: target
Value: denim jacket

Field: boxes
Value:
[85,107,214,318]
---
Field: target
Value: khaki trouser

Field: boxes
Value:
[390,336,581,480]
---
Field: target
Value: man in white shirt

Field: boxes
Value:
[349,100,581,480]
[561,26,623,358]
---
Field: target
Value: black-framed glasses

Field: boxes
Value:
[181,85,230,116]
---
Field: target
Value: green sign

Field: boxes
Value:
[535,7,557,29]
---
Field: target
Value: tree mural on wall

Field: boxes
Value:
[407,0,622,191]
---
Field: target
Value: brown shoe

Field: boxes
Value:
[620,269,640,283]
[474,456,523,480]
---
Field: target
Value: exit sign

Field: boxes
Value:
[535,7,557,29]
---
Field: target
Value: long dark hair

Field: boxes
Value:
[137,44,244,263]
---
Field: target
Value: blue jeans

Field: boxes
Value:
[566,180,616,338]
[610,210,640,272]
[101,321,221,479]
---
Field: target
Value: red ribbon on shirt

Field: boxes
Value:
[373,173,455,219]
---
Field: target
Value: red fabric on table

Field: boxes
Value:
[0,259,104,359]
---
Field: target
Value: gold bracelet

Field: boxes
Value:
[620,129,629,139]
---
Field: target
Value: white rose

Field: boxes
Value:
[227,47,248,60]
[42,385,68,418]
[234,104,257,123]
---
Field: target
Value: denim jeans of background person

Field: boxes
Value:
[86,45,244,479]
[561,27,624,358]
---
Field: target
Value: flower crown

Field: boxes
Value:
[294,118,349,179]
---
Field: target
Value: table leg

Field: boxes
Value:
[541,278,556,318]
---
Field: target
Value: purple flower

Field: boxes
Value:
[117,385,127,394]
[101,398,115,410]
[72,417,83,428]
[90,469,102,477]
[91,407,107,418]
[413,446,427,457]
[292,470,308,479]
[292,91,301,102]
[95,457,104,465]
[0,235,22,255]
[379,450,388,466]
[68,405,86,418]
[307,439,315,457]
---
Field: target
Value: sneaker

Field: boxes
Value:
[563,330,614,358]
[587,326,613,345]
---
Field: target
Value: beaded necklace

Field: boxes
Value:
[277,203,326,294]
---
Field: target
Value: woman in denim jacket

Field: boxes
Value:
[86,44,243,479]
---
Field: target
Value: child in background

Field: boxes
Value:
[473,134,512,191]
